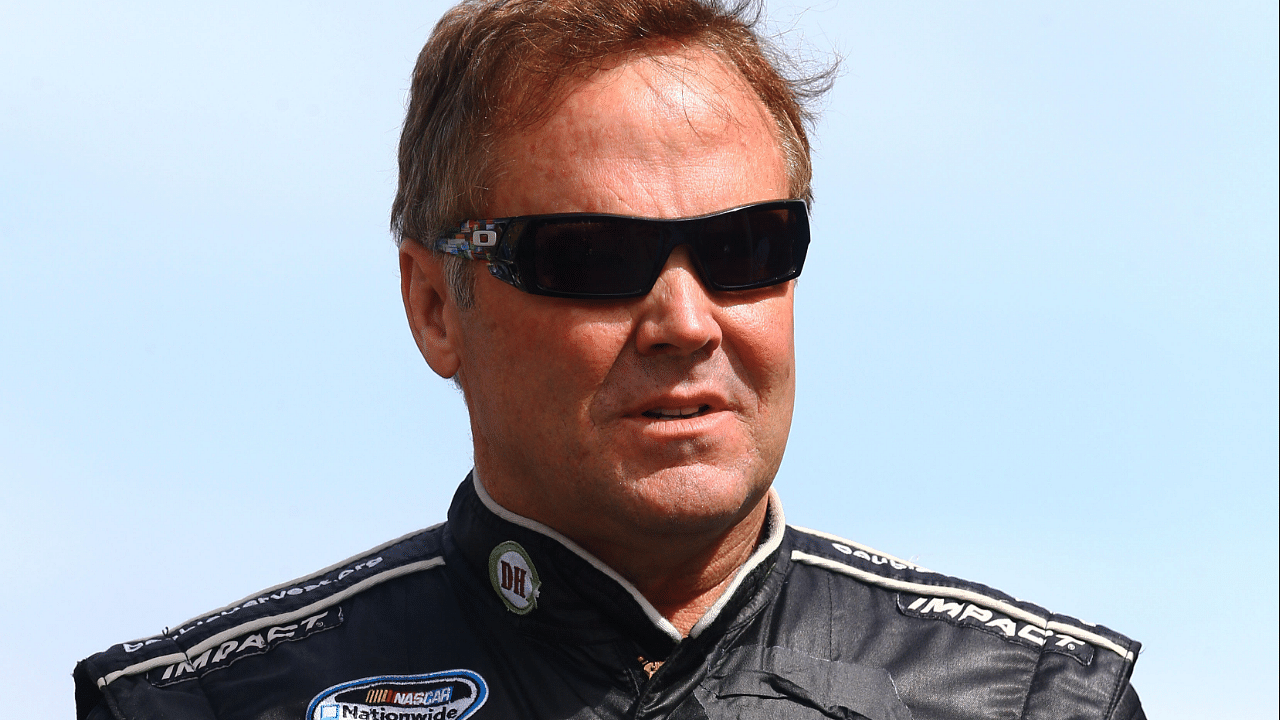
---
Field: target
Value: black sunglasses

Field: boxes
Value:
[433,199,809,299]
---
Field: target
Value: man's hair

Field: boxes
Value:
[391,0,832,307]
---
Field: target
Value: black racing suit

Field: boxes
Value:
[76,476,1145,719]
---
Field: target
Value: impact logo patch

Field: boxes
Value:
[488,540,541,615]
[900,595,1095,665]
[149,608,342,686]
[307,670,488,720]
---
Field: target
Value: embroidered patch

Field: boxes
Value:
[307,670,488,720]
[149,607,342,687]
[488,540,541,615]
[899,594,1095,665]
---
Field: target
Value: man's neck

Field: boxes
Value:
[619,498,772,636]
[473,471,774,637]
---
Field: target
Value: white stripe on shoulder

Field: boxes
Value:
[162,523,446,636]
[790,550,1134,662]
[99,555,446,688]
[789,525,930,572]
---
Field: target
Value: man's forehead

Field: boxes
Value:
[574,47,759,118]
[484,46,787,218]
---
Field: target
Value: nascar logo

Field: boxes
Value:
[362,687,454,706]
[307,671,488,720]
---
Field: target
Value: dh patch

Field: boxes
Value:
[307,670,488,720]
[488,540,541,615]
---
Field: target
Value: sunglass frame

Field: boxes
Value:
[433,199,810,299]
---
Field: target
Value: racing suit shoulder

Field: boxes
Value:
[74,523,450,720]
[785,525,1143,720]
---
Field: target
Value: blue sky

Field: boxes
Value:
[1,1,1276,717]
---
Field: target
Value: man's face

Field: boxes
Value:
[421,47,794,554]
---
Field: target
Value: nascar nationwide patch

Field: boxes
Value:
[307,671,488,720]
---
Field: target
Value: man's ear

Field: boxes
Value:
[400,241,462,379]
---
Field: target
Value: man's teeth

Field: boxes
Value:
[644,406,707,419]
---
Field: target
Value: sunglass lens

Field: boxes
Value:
[531,219,661,296]
[697,206,804,289]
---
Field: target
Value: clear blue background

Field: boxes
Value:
[2,1,1276,717]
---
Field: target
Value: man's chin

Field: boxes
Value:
[616,464,773,537]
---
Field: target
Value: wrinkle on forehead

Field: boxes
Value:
[566,48,770,157]
[483,45,785,218]
[624,47,759,139]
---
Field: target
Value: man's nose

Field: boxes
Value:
[634,245,722,357]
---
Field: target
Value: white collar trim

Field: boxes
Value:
[469,471,784,643]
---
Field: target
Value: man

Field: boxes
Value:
[75,1,1145,718]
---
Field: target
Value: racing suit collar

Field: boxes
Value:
[444,472,788,660]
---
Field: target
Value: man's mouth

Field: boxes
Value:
[642,405,711,420]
